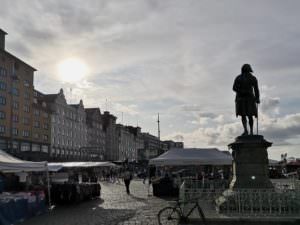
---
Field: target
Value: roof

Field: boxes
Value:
[0,49,37,71]
[43,94,59,102]
[48,161,117,171]
[149,148,233,166]
[0,149,48,173]
[85,108,100,113]
[0,29,7,35]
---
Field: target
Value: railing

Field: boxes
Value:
[218,189,300,216]
[271,178,300,191]
[179,178,300,217]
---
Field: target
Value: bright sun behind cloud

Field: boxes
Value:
[58,58,88,83]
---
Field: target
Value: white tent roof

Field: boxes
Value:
[0,150,48,173]
[149,148,232,166]
[48,161,117,172]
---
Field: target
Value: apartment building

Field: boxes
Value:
[0,29,38,159]
[85,108,106,160]
[19,90,52,160]
[44,89,88,161]
[102,111,118,161]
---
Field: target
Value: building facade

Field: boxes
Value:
[138,132,161,161]
[116,125,144,162]
[0,29,50,161]
[102,111,118,161]
[22,90,52,160]
[44,89,88,161]
[163,140,184,150]
[85,108,106,160]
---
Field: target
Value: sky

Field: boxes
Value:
[1,0,300,160]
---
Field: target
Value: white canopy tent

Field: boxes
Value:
[149,148,232,166]
[0,149,54,207]
[48,161,117,172]
[0,149,48,173]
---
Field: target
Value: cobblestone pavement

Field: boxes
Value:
[21,180,173,225]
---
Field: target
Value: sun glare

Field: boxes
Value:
[58,58,88,83]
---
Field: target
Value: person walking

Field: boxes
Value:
[123,167,132,194]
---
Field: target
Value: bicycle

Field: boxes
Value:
[157,197,206,225]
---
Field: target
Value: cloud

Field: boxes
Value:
[113,103,139,116]
[173,135,184,142]
[1,1,300,159]
[260,97,280,114]
[181,104,201,112]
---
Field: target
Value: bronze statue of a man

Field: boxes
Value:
[233,64,260,136]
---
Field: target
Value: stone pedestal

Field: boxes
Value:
[229,135,273,189]
[216,135,274,213]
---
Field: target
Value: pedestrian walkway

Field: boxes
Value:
[21,180,171,225]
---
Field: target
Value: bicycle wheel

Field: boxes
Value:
[158,206,181,225]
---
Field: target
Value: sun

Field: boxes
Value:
[58,58,88,83]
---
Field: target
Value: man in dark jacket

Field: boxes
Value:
[233,64,260,136]
[123,168,132,194]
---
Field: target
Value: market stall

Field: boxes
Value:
[0,150,53,225]
[149,148,232,166]
[47,161,117,204]
[148,148,233,197]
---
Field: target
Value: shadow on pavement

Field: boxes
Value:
[21,199,136,225]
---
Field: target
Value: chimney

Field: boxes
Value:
[0,29,7,50]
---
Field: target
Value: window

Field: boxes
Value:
[13,101,19,109]
[0,67,7,77]
[43,112,48,118]
[24,91,30,99]
[23,117,30,125]
[41,145,49,153]
[34,109,40,116]
[12,128,18,136]
[0,96,6,105]
[0,82,6,90]
[43,135,48,141]
[22,130,30,137]
[24,80,30,87]
[12,88,19,96]
[43,123,49,130]
[0,111,5,119]
[34,133,39,139]
[32,144,40,152]
[12,114,18,122]
[23,104,30,113]
[0,125,5,133]
[34,120,40,128]
[20,143,30,152]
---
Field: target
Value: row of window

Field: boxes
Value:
[51,148,88,157]
[0,66,31,85]
[34,109,49,118]
[33,121,49,129]
[0,84,30,97]
[0,111,49,129]
[0,125,30,137]
[0,125,49,141]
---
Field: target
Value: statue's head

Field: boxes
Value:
[241,64,253,73]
